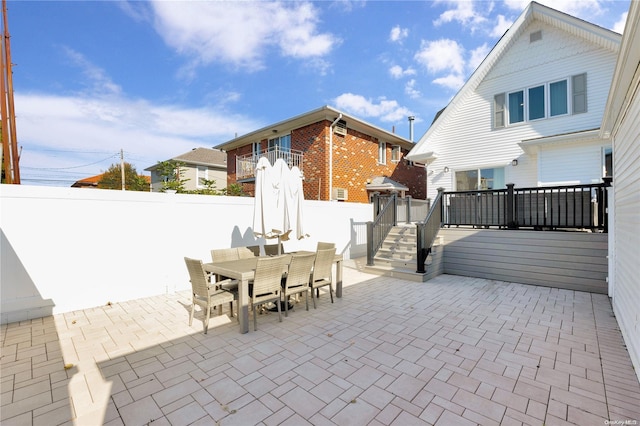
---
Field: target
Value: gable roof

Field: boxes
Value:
[215,105,414,152]
[407,1,621,163]
[365,176,409,193]
[145,148,227,171]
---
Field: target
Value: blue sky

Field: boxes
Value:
[7,0,630,187]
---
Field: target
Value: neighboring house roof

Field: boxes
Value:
[71,173,151,188]
[71,174,102,188]
[365,176,409,193]
[407,1,621,163]
[145,148,227,171]
[215,105,414,151]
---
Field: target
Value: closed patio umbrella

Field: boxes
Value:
[253,157,308,254]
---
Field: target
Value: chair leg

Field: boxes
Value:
[253,303,258,331]
[284,294,289,317]
[305,289,309,311]
[311,286,317,309]
[229,301,234,317]
[204,304,211,334]
[276,297,282,323]
[329,284,334,303]
[189,302,195,326]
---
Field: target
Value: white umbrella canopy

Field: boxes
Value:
[253,157,308,252]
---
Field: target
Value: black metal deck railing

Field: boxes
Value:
[442,181,610,231]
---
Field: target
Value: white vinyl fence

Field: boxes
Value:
[0,185,371,324]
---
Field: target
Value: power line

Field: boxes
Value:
[21,153,119,171]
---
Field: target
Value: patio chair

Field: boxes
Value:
[184,257,236,334]
[281,252,316,316]
[250,255,287,330]
[310,247,336,308]
[240,245,260,258]
[264,243,284,256]
[210,248,240,291]
[316,242,335,250]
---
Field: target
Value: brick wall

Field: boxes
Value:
[225,119,426,203]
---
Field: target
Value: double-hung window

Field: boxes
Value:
[196,166,208,188]
[494,73,586,129]
[378,142,387,164]
[391,145,401,163]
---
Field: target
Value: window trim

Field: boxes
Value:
[494,73,585,129]
[378,141,387,165]
[391,145,401,163]
[196,166,208,188]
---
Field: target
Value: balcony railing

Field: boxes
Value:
[236,147,304,180]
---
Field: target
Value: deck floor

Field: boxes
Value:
[2,260,639,425]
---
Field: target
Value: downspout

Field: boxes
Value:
[329,114,342,201]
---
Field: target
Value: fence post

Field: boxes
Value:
[506,183,516,229]
[366,221,374,266]
[416,221,426,274]
[405,195,412,224]
[392,192,398,226]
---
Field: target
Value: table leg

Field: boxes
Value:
[336,259,343,298]
[238,278,249,333]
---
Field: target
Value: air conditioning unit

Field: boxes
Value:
[333,120,347,136]
[332,188,348,201]
[334,126,346,136]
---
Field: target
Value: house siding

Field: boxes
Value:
[611,72,640,382]
[419,20,617,200]
[538,141,606,185]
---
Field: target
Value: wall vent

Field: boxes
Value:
[530,30,542,43]
[332,188,348,201]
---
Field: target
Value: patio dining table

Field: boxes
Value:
[204,251,343,334]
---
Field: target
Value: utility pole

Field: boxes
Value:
[120,149,125,190]
[1,0,19,184]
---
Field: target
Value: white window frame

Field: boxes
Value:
[196,166,208,188]
[391,145,401,163]
[378,141,387,165]
[494,73,585,129]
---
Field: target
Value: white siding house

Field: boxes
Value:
[407,2,621,200]
[600,0,640,382]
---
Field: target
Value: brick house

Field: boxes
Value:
[215,106,425,203]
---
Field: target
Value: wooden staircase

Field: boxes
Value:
[364,223,443,282]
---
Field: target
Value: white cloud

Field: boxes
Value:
[433,1,488,31]
[491,14,513,38]
[405,79,421,99]
[432,74,466,91]
[389,65,416,79]
[389,25,409,43]
[15,89,261,184]
[333,93,413,122]
[414,39,465,75]
[468,43,491,73]
[62,47,122,96]
[504,0,604,21]
[149,1,339,72]
[613,11,628,34]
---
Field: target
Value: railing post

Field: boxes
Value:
[405,195,412,224]
[602,177,612,232]
[437,187,445,224]
[392,193,398,226]
[416,221,426,274]
[366,221,374,266]
[506,183,516,229]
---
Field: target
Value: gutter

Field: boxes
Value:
[329,113,342,201]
